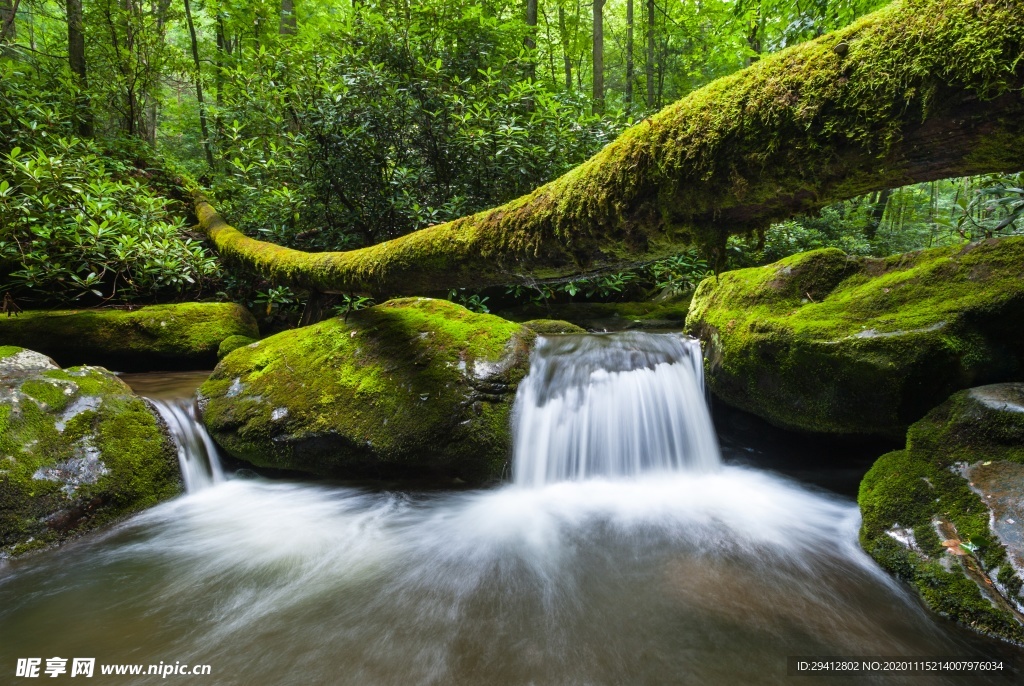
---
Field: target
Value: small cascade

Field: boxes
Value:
[512,332,720,486]
[149,398,224,492]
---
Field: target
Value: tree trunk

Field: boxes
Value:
[184,0,214,169]
[625,0,633,111]
[1,0,19,43]
[645,0,654,108]
[746,0,763,65]
[279,0,296,35]
[592,0,604,114]
[865,188,892,239]
[525,0,537,81]
[194,0,1024,297]
[559,6,571,91]
[66,0,92,137]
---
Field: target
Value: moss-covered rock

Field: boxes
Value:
[685,237,1024,438]
[217,335,258,359]
[0,303,260,371]
[199,298,535,483]
[522,320,588,335]
[501,297,690,332]
[858,384,1024,643]
[0,347,181,557]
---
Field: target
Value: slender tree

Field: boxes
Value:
[645,0,654,108]
[280,0,296,35]
[66,0,92,136]
[184,0,214,168]
[625,0,633,110]
[0,0,18,44]
[592,0,604,113]
[558,4,571,91]
[525,0,537,80]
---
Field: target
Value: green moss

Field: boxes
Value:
[521,320,588,335]
[218,335,258,359]
[195,0,1024,296]
[500,297,691,331]
[0,303,260,371]
[200,298,534,483]
[0,345,24,359]
[685,237,1024,437]
[0,358,181,556]
[858,385,1024,643]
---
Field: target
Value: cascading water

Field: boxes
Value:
[2,345,1018,685]
[513,333,720,486]
[148,398,224,492]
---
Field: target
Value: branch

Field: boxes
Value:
[196,0,1024,297]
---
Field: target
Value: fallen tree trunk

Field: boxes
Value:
[196,0,1024,296]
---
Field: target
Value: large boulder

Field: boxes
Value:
[0,346,181,556]
[685,237,1024,437]
[0,303,260,371]
[199,298,535,483]
[858,384,1024,643]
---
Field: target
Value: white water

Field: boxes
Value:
[148,398,224,491]
[1,335,1017,685]
[513,333,719,486]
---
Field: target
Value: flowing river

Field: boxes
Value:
[0,334,1019,684]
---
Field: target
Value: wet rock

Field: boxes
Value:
[685,237,1024,438]
[0,347,181,557]
[200,298,534,483]
[858,383,1024,643]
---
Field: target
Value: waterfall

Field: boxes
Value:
[149,398,224,492]
[512,332,721,487]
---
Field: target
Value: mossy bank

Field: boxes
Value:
[199,298,535,483]
[502,298,690,332]
[685,236,1024,438]
[859,384,1024,643]
[0,303,260,372]
[0,347,181,557]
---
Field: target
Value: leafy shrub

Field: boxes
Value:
[0,60,220,306]
[0,140,218,305]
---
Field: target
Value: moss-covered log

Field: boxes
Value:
[197,0,1024,295]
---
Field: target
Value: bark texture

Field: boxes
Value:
[195,0,1024,297]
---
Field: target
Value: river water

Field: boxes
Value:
[0,334,1019,684]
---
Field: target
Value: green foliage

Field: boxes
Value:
[447,289,491,314]
[727,174,1024,269]
[0,60,220,306]
[503,250,711,308]
[0,141,218,305]
[204,7,626,252]
[333,294,376,317]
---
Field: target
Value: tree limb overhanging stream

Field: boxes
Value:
[194,0,1024,296]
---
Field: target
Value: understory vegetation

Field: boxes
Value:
[0,0,1021,315]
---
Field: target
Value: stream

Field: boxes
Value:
[0,334,1019,684]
